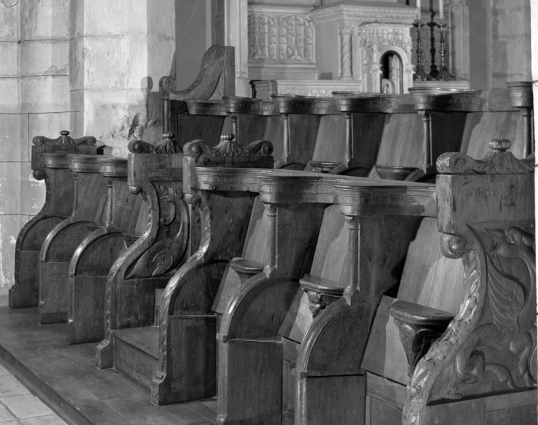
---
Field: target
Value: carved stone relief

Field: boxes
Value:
[248,12,315,63]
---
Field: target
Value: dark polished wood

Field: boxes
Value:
[216,171,434,425]
[38,154,108,325]
[362,140,536,425]
[161,45,235,145]
[94,138,275,406]
[10,131,100,309]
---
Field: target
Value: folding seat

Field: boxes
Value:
[10,131,100,309]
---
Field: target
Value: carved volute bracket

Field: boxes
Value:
[300,275,344,319]
[128,134,182,155]
[31,131,99,180]
[32,130,97,147]
[390,300,454,377]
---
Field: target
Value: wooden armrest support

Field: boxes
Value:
[229,257,265,274]
[390,299,454,377]
[299,274,345,319]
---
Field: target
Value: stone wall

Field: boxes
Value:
[0,0,175,287]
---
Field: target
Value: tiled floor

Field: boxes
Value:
[0,287,67,425]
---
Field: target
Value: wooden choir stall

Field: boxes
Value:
[2,46,536,425]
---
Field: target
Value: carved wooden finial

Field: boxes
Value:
[488,138,511,153]
[33,130,97,147]
[436,138,534,175]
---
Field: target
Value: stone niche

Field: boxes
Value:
[251,0,419,97]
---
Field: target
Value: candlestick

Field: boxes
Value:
[417,0,421,11]
[436,20,456,81]
[428,10,438,79]
[413,19,430,81]
[439,0,443,19]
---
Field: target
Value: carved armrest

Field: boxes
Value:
[390,299,454,377]
[299,274,345,319]
[229,257,265,276]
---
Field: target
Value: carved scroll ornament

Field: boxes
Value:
[436,139,534,175]
[183,136,274,161]
[126,183,189,279]
[159,44,226,97]
[403,225,536,425]
[33,130,97,147]
[128,134,182,154]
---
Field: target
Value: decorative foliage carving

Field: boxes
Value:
[126,184,189,279]
[395,321,446,377]
[436,139,535,175]
[391,300,455,377]
[403,225,536,425]
[310,4,418,26]
[304,289,340,319]
[33,130,96,147]
[357,26,413,56]
[128,134,182,154]
[184,137,273,161]
[248,12,315,63]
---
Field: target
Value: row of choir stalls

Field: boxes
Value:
[2,45,536,425]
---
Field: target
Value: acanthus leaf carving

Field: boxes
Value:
[403,224,536,425]
[126,183,189,279]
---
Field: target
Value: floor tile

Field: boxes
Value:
[0,375,29,397]
[0,365,9,377]
[0,402,16,423]
[20,414,68,424]
[0,393,54,419]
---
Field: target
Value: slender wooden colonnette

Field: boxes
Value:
[10,131,100,309]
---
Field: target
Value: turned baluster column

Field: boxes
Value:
[343,111,354,165]
[420,111,432,173]
[264,203,278,270]
[344,215,359,302]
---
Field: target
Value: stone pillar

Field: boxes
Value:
[0,0,71,287]
[70,0,176,156]
[489,0,531,88]
[447,0,470,80]
[0,0,176,287]
[222,0,250,96]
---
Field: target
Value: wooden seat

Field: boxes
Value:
[95,137,274,405]
[214,85,536,424]
[38,153,108,324]
[39,155,149,343]
[10,131,100,309]
[361,140,536,425]
[217,174,435,425]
